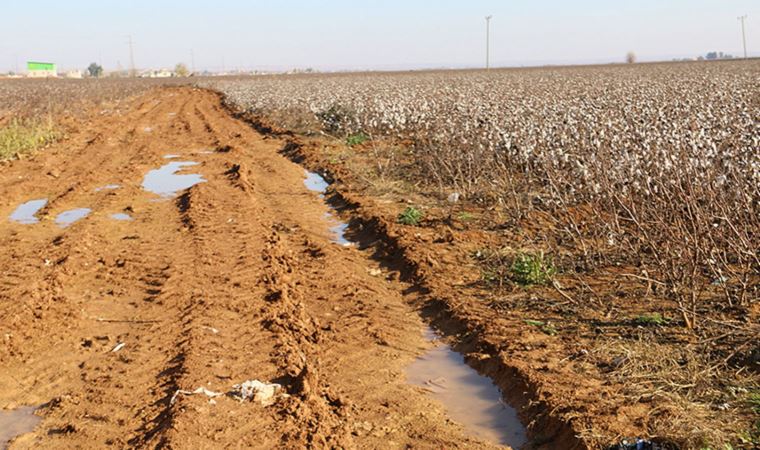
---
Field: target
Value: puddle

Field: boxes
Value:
[55,208,91,228]
[95,184,120,192]
[323,212,353,246]
[329,222,352,246]
[8,199,48,224]
[0,406,42,448]
[304,170,329,194]
[142,161,206,198]
[306,171,353,247]
[407,329,528,448]
[111,213,133,221]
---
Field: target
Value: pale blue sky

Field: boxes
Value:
[1,0,757,72]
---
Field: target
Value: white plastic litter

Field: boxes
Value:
[169,380,287,407]
[170,387,223,405]
[231,380,284,406]
[111,342,126,353]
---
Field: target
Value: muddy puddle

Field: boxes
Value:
[407,328,528,448]
[55,208,91,228]
[0,406,41,449]
[303,170,329,195]
[304,171,353,246]
[324,213,352,246]
[95,184,120,192]
[142,161,206,197]
[111,213,133,221]
[8,199,48,224]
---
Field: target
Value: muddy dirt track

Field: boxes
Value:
[0,87,520,449]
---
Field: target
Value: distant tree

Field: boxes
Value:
[706,52,718,60]
[174,63,189,77]
[626,52,637,64]
[87,62,103,78]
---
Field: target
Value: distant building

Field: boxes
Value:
[27,61,57,78]
[65,70,83,79]
[139,69,173,78]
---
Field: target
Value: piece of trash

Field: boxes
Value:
[711,276,729,286]
[608,438,666,450]
[230,380,285,406]
[170,387,223,405]
[447,192,461,203]
[202,326,219,334]
[169,380,288,407]
[368,269,382,277]
[111,342,126,353]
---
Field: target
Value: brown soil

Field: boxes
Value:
[0,87,527,449]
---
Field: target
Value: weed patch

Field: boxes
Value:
[510,252,556,286]
[398,206,423,226]
[457,211,475,222]
[0,118,60,161]
[524,319,559,336]
[346,132,369,146]
[634,313,671,326]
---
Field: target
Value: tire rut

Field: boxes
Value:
[1,87,504,450]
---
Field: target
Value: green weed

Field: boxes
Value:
[346,132,369,146]
[510,252,556,286]
[398,206,423,226]
[634,313,671,326]
[0,118,60,161]
[457,211,475,222]
[524,319,559,336]
[747,392,760,414]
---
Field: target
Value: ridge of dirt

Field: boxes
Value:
[0,87,511,449]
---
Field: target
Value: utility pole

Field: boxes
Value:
[485,15,493,70]
[128,35,136,77]
[738,15,748,59]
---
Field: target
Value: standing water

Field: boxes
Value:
[111,213,133,221]
[407,329,528,448]
[303,170,329,195]
[142,161,206,198]
[94,184,120,192]
[0,406,41,448]
[304,171,353,246]
[8,199,48,224]
[54,208,92,228]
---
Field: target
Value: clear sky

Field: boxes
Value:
[1,0,757,72]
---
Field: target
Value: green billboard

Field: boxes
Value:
[27,62,55,71]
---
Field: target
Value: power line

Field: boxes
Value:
[738,15,748,59]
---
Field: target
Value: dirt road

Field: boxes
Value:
[0,87,505,448]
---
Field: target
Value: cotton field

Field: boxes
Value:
[205,61,759,326]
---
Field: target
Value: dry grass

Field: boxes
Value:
[590,340,759,448]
